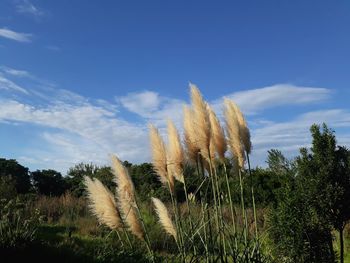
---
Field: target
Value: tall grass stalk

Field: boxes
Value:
[247,153,258,238]
[133,198,154,260]
[168,180,186,261]
[196,156,210,259]
[223,162,238,249]
[211,158,228,259]
[238,168,247,245]
[182,176,198,256]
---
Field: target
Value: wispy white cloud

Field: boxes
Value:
[118,91,186,128]
[0,75,28,93]
[0,28,32,42]
[250,109,350,166]
[213,84,331,114]
[0,98,149,172]
[15,0,45,17]
[118,84,332,128]
[0,66,32,78]
[119,91,161,116]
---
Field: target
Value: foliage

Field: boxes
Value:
[0,175,17,200]
[65,163,101,197]
[266,149,296,176]
[304,125,350,233]
[0,158,31,194]
[2,223,161,262]
[128,162,170,202]
[32,169,66,196]
[268,181,334,262]
[31,192,88,224]
[268,124,350,263]
[243,167,284,207]
[65,163,116,197]
[297,124,350,263]
[0,198,41,249]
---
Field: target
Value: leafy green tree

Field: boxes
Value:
[0,175,17,200]
[266,149,296,177]
[268,124,346,262]
[94,166,116,191]
[65,163,103,197]
[128,162,170,202]
[244,167,284,207]
[297,124,350,263]
[269,124,350,262]
[31,169,66,196]
[269,179,334,263]
[0,158,31,194]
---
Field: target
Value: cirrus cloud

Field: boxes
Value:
[0,28,32,42]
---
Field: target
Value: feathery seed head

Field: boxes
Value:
[190,83,211,161]
[167,120,184,183]
[149,124,175,192]
[224,98,245,168]
[111,155,135,202]
[84,176,122,230]
[183,105,200,162]
[207,103,227,161]
[230,102,252,154]
[152,197,177,241]
[111,156,144,240]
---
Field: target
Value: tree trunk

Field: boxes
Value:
[340,228,344,263]
[328,232,335,263]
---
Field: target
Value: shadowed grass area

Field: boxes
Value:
[333,230,350,263]
[1,224,158,263]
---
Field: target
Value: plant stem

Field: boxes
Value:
[238,168,247,245]
[212,161,227,260]
[207,151,225,261]
[122,226,133,249]
[115,230,124,248]
[339,227,344,263]
[223,162,238,250]
[197,157,209,260]
[246,153,258,239]
[183,177,197,255]
[133,196,154,262]
[168,182,185,261]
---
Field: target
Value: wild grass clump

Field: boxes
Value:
[0,198,41,249]
[31,192,88,223]
[84,84,268,262]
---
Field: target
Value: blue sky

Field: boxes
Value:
[1,0,350,173]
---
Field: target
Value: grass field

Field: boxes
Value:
[1,191,350,262]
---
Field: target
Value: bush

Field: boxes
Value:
[0,198,41,249]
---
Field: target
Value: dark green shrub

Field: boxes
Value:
[0,198,41,249]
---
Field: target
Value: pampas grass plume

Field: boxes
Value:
[231,102,252,154]
[112,156,144,240]
[167,120,185,183]
[183,105,200,162]
[112,155,135,201]
[207,103,227,161]
[84,176,122,230]
[149,124,175,192]
[224,98,245,168]
[190,83,211,161]
[152,197,177,241]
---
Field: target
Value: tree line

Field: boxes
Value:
[0,153,288,205]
